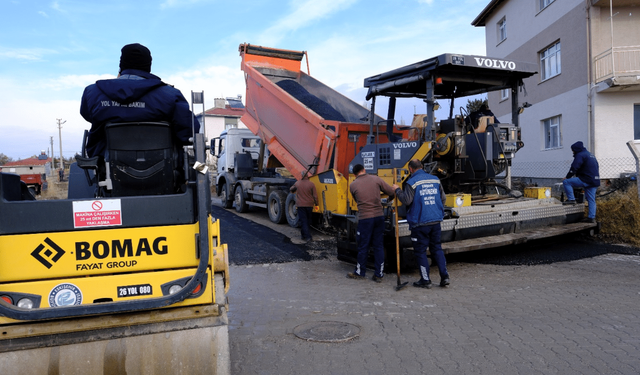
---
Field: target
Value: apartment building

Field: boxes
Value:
[472,0,640,182]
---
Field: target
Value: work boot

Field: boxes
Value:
[562,200,576,205]
[413,279,432,289]
[440,278,450,287]
[581,217,596,223]
[371,275,383,283]
[346,272,365,280]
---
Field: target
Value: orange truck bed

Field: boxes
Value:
[239,43,403,180]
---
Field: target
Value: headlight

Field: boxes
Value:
[168,285,182,295]
[17,298,34,309]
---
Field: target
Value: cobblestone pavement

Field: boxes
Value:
[228,252,640,374]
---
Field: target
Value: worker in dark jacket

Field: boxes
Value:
[393,159,450,288]
[80,43,199,158]
[347,164,396,283]
[466,104,500,130]
[290,175,318,242]
[562,141,600,223]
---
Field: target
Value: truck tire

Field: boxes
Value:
[234,185,249,213]
[220,183,233,209]
[285,192,300,228]
[268,190,287,224]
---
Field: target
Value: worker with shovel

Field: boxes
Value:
[347,163,396,283]
[393,159,450,289]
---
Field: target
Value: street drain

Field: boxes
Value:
[293,321,360,343]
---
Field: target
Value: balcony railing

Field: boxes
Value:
[594,46,640,83]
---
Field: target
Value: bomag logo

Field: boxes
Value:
[75,237,168,271]
[32,237,66,269]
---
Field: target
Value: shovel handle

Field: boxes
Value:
[393,168,402,278]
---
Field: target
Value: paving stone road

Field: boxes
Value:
[213,202,640,374]
[228,253,640,375]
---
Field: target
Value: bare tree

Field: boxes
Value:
[0,153,13,166]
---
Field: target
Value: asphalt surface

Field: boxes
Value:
[212,205,312,265]
[214,203,640,375]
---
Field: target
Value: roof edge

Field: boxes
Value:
[471,0,505,27]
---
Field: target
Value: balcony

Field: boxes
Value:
[593,46,640,92]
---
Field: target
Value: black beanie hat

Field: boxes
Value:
[119,43,152,73]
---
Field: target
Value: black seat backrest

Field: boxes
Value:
[0,173,36,201]
[106,122,176,196]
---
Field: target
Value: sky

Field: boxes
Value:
[0,0,490,160]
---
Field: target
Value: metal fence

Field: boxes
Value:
[509,156,637,180]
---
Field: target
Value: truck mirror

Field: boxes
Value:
[209,139,218,157]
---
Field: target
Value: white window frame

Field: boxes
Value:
[500,89,509,101]
[540,0,555,11]
[542,115,561,150]
[540,41,561,81]
[224,117,238,130]
[497,17,507,43]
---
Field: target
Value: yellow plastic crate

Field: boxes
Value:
[524,187,551,199]
[445,193,471,207]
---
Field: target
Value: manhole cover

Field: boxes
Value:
[293,321,360,343]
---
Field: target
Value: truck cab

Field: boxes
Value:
[213,128,262,184]
[211,127,295,225]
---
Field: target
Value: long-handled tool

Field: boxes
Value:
[393,168,409,291]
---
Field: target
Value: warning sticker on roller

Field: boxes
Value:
[72,199,122,228]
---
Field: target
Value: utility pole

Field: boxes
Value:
[50,136,55,170]
[57,119,66,171]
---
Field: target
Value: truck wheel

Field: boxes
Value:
[285,192,300,228]
[220,183,233,209]
[268,190,287,224]
[234,185,249,213]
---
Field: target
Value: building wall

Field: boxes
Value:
[593,91,640,178]
[509,85,589,179]
[484,0,584,57]
[591,5,640,54]
[480,0,640,181]
[484,0,589,179]
[590,3,640,178]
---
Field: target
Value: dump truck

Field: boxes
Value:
[237,43,598,269]
[0,123,230,374]
[237,43,402,228]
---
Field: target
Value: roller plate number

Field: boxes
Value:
[117,284,152,298]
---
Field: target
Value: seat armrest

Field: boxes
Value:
[76,155,101,170]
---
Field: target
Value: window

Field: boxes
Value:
[540,41,561,81]
[218,137,225,156]
[241,138,260,148]
[224,117,238,130]
[634,104,640,140]
[379,147,391,166]
[543,116,561,149]
[540,0,555,11]
[497,17,507,43]
[501,89,509,101]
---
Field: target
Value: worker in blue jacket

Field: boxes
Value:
[393,159,450,289]
[80,43,199,158]
[562,141,600,223]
